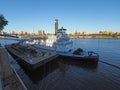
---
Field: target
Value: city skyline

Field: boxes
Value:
[0,0,120,34]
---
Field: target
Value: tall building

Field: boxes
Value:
[38,30,45,35]
[55,19,58,35]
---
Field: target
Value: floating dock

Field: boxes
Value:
[5,44,58,70]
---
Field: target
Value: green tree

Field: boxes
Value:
[0,14,8,32]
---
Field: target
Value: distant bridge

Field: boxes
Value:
[0,34,18,38]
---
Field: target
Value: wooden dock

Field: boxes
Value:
[5,44,58,70]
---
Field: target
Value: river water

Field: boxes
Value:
[1,39,120,90]
[73,38,120,67]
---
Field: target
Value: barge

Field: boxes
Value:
[5,43,58,70]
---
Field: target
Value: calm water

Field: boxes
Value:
[73,39,120,66]
[1,39,120,90]
[0,39,18,47]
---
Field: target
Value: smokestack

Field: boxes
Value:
[55,19,58,35]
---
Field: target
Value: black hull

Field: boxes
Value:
[59,55,99,62]
[58,59,98,70]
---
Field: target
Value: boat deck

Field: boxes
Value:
[58,51,98,57]
[5,44,58,69]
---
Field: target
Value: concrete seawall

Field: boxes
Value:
[0,47,14,78]
[0,47,26,90]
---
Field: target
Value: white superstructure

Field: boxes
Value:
[26,27,73,53]
[54,27,73,52]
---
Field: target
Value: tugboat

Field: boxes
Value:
[25,20,99,62]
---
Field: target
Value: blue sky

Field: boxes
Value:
[0,0,120,34]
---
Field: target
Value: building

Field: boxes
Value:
[55,19,58,35]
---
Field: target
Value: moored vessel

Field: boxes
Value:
[25,19,99,62]
[5,43,58,70]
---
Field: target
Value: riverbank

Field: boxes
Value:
[1,34,120,39]
[68,35,120,39]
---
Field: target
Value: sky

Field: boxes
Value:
[0,0,120,34]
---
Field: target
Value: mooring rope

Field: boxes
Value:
[97,39,120,69]
[99,59,120,69]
